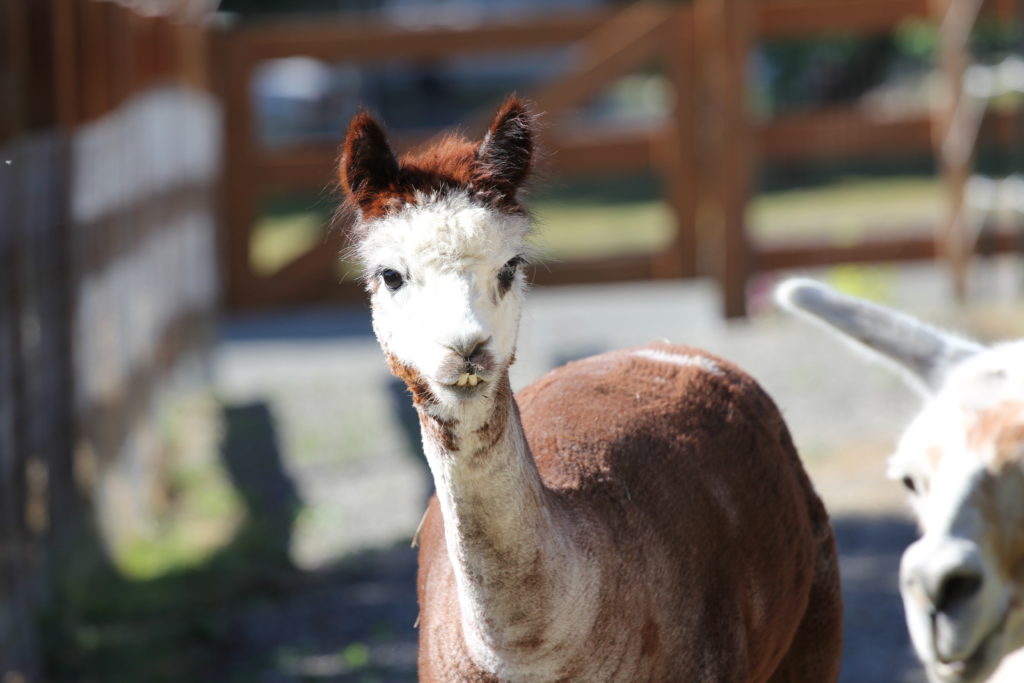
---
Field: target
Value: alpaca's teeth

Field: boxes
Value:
[457,373,470,387]
[468,374,479,387]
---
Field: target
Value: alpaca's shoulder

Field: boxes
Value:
[516,342,790,490]
[517,342,771,425]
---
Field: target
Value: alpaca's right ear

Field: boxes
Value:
[340,111,399,210]
[775,278,983,396]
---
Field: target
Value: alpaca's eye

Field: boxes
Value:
[901,476,917,494]
[498,257,524,286]
[380,268,404,291]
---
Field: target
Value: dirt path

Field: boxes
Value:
[201,261,1022,682]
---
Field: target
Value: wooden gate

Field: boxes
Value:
[1,0,219,675]
[215,0,1024,316]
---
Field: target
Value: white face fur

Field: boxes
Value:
[358,191,531,418]
[888,342,1024,683]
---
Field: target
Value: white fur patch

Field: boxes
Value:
[631,348,723,375]
[358,192,531,274]
[358,192,531,419]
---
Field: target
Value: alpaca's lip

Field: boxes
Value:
[438,372,490,398]
[440,371,491,387]
[930,611,1006,683]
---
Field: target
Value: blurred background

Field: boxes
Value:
[2,0,1024,680]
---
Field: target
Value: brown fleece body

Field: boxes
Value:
[342,98,841,682]
[415,344,842,682]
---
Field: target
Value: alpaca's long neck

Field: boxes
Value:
[417,371,595,668]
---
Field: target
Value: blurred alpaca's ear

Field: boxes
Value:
[775,278,983,395]
[340,111,399,210]
[474,96,534,201]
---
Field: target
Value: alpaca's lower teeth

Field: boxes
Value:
[455,373,480,387]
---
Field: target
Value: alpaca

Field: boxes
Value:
[339,98,843,682]
[777,278,1024,683]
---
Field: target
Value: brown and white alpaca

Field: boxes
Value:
[339,99,843,682]
[777,278,1024,683]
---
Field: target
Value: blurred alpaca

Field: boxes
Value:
[778,278,1024,683]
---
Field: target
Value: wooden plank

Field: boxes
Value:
[214,29,260,310]
[543,127,657,174]
[51,0,78,128]
[761,109,933,160]
[250,126,657,191]
[763,107,1015,161]
[76,0,111,122]
[528,4,672,119]
[758,0,929,39]
[249,105,1022,193]
[0,0,25,143]
[755,227,1022,270]
[228,11,612,62]
[653,6,698,279]
[529,253,659,287]
[932,0,985,300]
[756,233,936,269]
[695,0,754,318]
[248,234,347,309]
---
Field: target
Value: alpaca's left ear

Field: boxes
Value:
[475,96,534,200]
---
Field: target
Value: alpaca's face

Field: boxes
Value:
[359,192,530,410]
[888,342,1024,683]
[339,98,534,416]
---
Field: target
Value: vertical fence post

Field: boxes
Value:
[215,30,258,310]
[931,0,983,300]
[695,0,755,318]
[653,5,698,280]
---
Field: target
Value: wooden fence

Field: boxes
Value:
[215,0,1023,316]
[0,1,219,675]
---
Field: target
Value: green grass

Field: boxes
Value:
[251,175,943,272]
[251,211,328,276]
[749,176,942,244]
[115,459,244,580]
[530,199,674,260]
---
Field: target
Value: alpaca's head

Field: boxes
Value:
[891,342,1024,683]
[777,279,1024,683]
[340,98,534,415]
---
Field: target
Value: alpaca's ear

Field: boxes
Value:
[775,278,983,396]
[340,111,399,210]
[475,96,533,200]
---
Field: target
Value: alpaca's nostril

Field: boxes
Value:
[452,336,491,361]
[935,572,983,613]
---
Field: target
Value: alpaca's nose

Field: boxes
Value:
[449,335,491,361]
[902,538,985,614]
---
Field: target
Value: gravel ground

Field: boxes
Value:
[211,259,1023,682]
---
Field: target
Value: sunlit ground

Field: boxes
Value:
[48,175,1024,682]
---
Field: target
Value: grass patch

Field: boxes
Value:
[251,211,328,276]
[750,176,942,244]
[249,175,944,271]
[531,199,673,260]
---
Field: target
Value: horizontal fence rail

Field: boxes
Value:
[215,0,1022,315]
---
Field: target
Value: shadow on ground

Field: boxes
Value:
[41,401,418,683]
[42,400,923,682]
[833,514,925,683]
